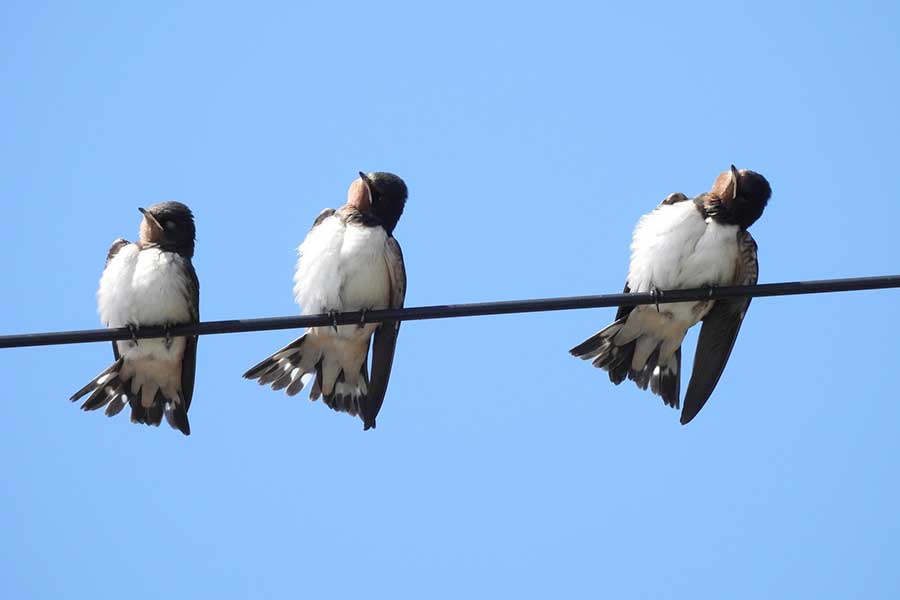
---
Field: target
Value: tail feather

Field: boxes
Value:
[323,370,354,415]
[129,390,164,428]
[71,358,189,435]
[570,318,635,385]
[286,372,312,397]
[243,336,306,380]
[649,348,681,409]
[572,318,682,409]
[104,383,128,417]
[70,358,124,406]
[606,341,635,385]
[246,334,372,427]
[321,368,369,417]
[324,370,344,412]
[244,334,322,402]
[270,369,296,391]
[309,361,323,401]
[81,373,122,412]
[629,347,660,391]
[256,367,286,387]
[164,393,191,435]
[569,321,621,359]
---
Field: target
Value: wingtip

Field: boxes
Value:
[679,409,698,425]
[175,415,191,436]
[680,391,712,425]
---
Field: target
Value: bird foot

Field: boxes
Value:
[358,308,369,329]
[328,310,339,332]
[651,287,664,312]
[127,324,140,347]
[164,324,173,350]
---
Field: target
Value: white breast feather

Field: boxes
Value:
[98,244,141,328]
[627,201,739,293]
[338,224,390,312]
[623,200,741,344]
[293,216,390,316]
[96,244,193,390]
[98,246,192,327]
[294,216,346,314]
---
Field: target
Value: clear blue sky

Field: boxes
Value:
[2,2,899,598]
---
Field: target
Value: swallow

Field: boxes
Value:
[70,202,199,435]
[570,165,771,424]
[244,172,408,430]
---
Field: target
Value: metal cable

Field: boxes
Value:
[2,274,898,349]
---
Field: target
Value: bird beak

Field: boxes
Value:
[138,207,163,231]
[358,171,375,204]
[729,164,740,200]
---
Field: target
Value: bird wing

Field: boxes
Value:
[614,283,632,322]
[362,236,407,429]
[660,192,690,206]
[105,238,130,361]
[105,238,130,267]
[179,260,200,411]
[680,229,758,424]
[311,207,336,229]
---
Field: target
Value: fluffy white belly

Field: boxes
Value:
[293,216,390,316]
[628,201,739,291]
[626,200,739,326]
[98,245,193,327]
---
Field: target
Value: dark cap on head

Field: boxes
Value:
[138,201,197,257]
[358,171,407,235]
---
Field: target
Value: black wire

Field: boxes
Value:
[2,274,899,349]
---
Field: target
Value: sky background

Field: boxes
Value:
[2,1,900,598]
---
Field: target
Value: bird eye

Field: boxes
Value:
[165,220,176,230]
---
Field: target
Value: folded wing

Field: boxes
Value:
[681,229,758,424]
[363,236,406,429]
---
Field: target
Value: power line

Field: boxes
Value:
[2,274,899,350]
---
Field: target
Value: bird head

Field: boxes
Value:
[138,201,197,257]
[709,165,771,229]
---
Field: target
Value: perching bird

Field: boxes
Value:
[244,171,408,430]
[570,165,771,424]
[70,202,199,435]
